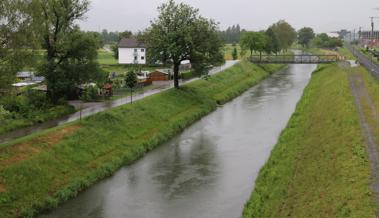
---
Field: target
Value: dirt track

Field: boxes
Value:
[348,69,379,217]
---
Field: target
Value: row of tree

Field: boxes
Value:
[240,23,343,59]
[219,24,246,44]
[240,20,297,58]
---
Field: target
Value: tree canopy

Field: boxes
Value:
[265,27,281,54]
[145,0,224,88]
[219,24,246,44]
[298,27,315,48]
[312,33,343,49]
[270,20,297,51]
[240,31,267,58]
[0,0,36,94]
[31,0,103,102]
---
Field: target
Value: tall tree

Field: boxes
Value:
[270,20,297,51]
[265,27,281,54]
[145,0,224,88]
[0,0,35,94]
[31,0,102,102]
[240,31,267,59]
[298,27,315,48]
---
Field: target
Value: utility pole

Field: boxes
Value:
[369,17,379,46]
[359,26,362,44]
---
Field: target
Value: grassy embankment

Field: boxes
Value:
[0,61,285,217]
[243,64,376,218]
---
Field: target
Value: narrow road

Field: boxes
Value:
[0,61,239,144]
[347,66,379,217]
[346,44,379,79]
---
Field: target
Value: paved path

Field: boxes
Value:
[0,61,239,144]
[347,64,379,217]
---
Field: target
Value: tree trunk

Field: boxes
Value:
[173,63,180,89]
[259,51,262,61]
[130,89,133,104]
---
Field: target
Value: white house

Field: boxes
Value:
[118,38,146,64]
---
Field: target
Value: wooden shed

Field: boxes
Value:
[148,69,171,82]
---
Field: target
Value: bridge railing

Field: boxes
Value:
[250,54,338,64]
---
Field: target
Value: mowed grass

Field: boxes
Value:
[97,50,118,65]
[0,61,285,218]
[243,64,376,218]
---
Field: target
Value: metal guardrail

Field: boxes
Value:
[250,54,338,64]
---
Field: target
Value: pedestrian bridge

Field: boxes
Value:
[250,54,339,64]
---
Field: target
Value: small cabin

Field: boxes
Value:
[148,69,171,82]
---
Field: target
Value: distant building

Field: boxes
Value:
[326,32,339,38]
[118,38,146,65]
[358,31,379,47]
[359,31,379,41]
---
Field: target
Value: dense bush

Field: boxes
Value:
[180,71,197,80]
[80,86,101,102]
[0,90,75,134]
[312,33,343,49]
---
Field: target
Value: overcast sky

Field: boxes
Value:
[79,0,379,33]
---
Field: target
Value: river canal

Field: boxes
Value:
[41,63,316,218]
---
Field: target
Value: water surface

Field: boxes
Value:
[41,64,316,218]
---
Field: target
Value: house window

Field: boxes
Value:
[141,49,145,52]
[141,56,145,60]
[134,49,138,52]
[134,56,138,60]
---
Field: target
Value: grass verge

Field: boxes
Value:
[243,64,376,218]
[0,61,285,218]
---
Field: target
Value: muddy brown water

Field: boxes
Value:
[40,64,316,218]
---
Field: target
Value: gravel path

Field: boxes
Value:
[348,70,379,217]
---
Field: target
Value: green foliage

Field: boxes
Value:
[39,29,104,102]
[265,27,281,54]
[219,24,246,44]
[144,0,224,88]
[232,47,238,60]
[119,31,133,40]
[0,0,36,93]
[180,71,197,80]
[80,86,100,102]
[243,64,376,218]
[312,33,343,49]
[101,29,120,44]
[0,90,75,134]
[85,31,104,49]
[0,61,285,217]
[298,27,315,48]
[30,0,104,103]
[270,20,297,51]
[240,31,267,57]
[125,71,137,89]
[111,43,119,60]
